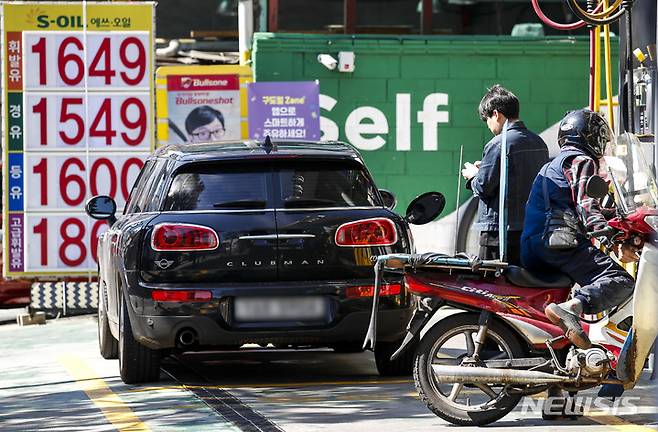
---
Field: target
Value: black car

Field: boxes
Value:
[86,139,441,384]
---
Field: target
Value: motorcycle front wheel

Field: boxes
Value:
[414,312,526,426]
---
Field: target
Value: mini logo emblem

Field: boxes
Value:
[155,259,174,270]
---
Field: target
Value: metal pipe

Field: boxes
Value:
[344,0,356,34]
[625,2,635,132]
[431,364,573,384]
[453,145,464,255]
[603,12,616,130]
[421,0,432,34]
[498,120,509,262]
[593,26,601,112]
[238,0,254,65]
[587,0,596,111]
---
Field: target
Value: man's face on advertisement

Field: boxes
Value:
[189,118,225,143]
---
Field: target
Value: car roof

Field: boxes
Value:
[154,140,364,164]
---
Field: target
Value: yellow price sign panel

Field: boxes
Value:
[1,2,156,277]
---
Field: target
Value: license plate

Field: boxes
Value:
[233,296,326,322]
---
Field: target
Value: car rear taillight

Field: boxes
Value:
[346,283,401,298]
[151,290,212,302]
[335,218,397,247]
[151,223,219,251]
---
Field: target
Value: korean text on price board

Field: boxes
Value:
[1,2,155,277]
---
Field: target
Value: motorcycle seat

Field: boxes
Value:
[505,266,572,288]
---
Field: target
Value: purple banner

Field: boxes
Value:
[8,214,24,272]
[247,81,320,141]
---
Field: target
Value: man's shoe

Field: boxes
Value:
[545,303,592,349]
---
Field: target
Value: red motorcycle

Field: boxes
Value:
[363,133,658,426]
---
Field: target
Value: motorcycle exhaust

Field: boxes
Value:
[431,365,572,385]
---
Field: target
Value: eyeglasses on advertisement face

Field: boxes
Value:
[192,128,225,140]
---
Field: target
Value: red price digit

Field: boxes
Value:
[91,158,118,198]
[60,158,86,206]
[31,38,47,85]
[33,158,48,206]
[89,38,116,85]
[32,98,48,145]
[120,98,147,145]
[59,98,85,145]
[119,37,146,85]
[60,218,86,267]
[121,157,145,200]
[57,37,84,85]
[33,218,48,266]
[90,99,117,145]
[91,220,108,263]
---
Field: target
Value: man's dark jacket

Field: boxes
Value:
[468,121,549,231]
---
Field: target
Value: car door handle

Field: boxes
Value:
[239,234,315,240]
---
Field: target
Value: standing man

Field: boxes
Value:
[462,85,549,264]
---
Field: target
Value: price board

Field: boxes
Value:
[2,2,155,277]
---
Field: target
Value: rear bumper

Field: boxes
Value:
[124,276,411,349]
[129,309,411,349]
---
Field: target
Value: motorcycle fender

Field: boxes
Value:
[390,299,444,361]
[618,242,658,387]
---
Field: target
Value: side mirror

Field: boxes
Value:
[405,192,445,225]
[586,176,609,200]
[85,195,117,225]
[379,189,397,210]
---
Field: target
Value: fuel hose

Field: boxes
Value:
[531,0,589,30]
[566,0,627,26]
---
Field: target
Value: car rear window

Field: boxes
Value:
[163,166,270,211]
[162,160,380,211]
[278,162,379,208]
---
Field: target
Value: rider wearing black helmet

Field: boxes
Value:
[520,109,637,349]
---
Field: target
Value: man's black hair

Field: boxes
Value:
[478,84,520,122]
[184,105,225,134]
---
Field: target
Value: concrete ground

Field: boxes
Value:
[0,315,656,431]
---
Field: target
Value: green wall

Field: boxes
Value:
[252,33,619,211]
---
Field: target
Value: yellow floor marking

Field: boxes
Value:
[57,354,150,432]
[586,411,657,431]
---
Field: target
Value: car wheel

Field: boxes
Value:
[331,342,365,353]
[118,293,161,384]
[98,279,118,359]
[375,339,413,376]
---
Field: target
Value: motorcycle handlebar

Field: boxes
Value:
[589,226,617,239]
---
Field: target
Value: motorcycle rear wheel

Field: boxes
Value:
[414,312,526,426]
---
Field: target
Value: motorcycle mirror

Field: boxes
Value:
[586,175,609,200]
[405,192,445,225]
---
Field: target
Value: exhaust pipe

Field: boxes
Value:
[178,329,198,347]
[431,365,572,385]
